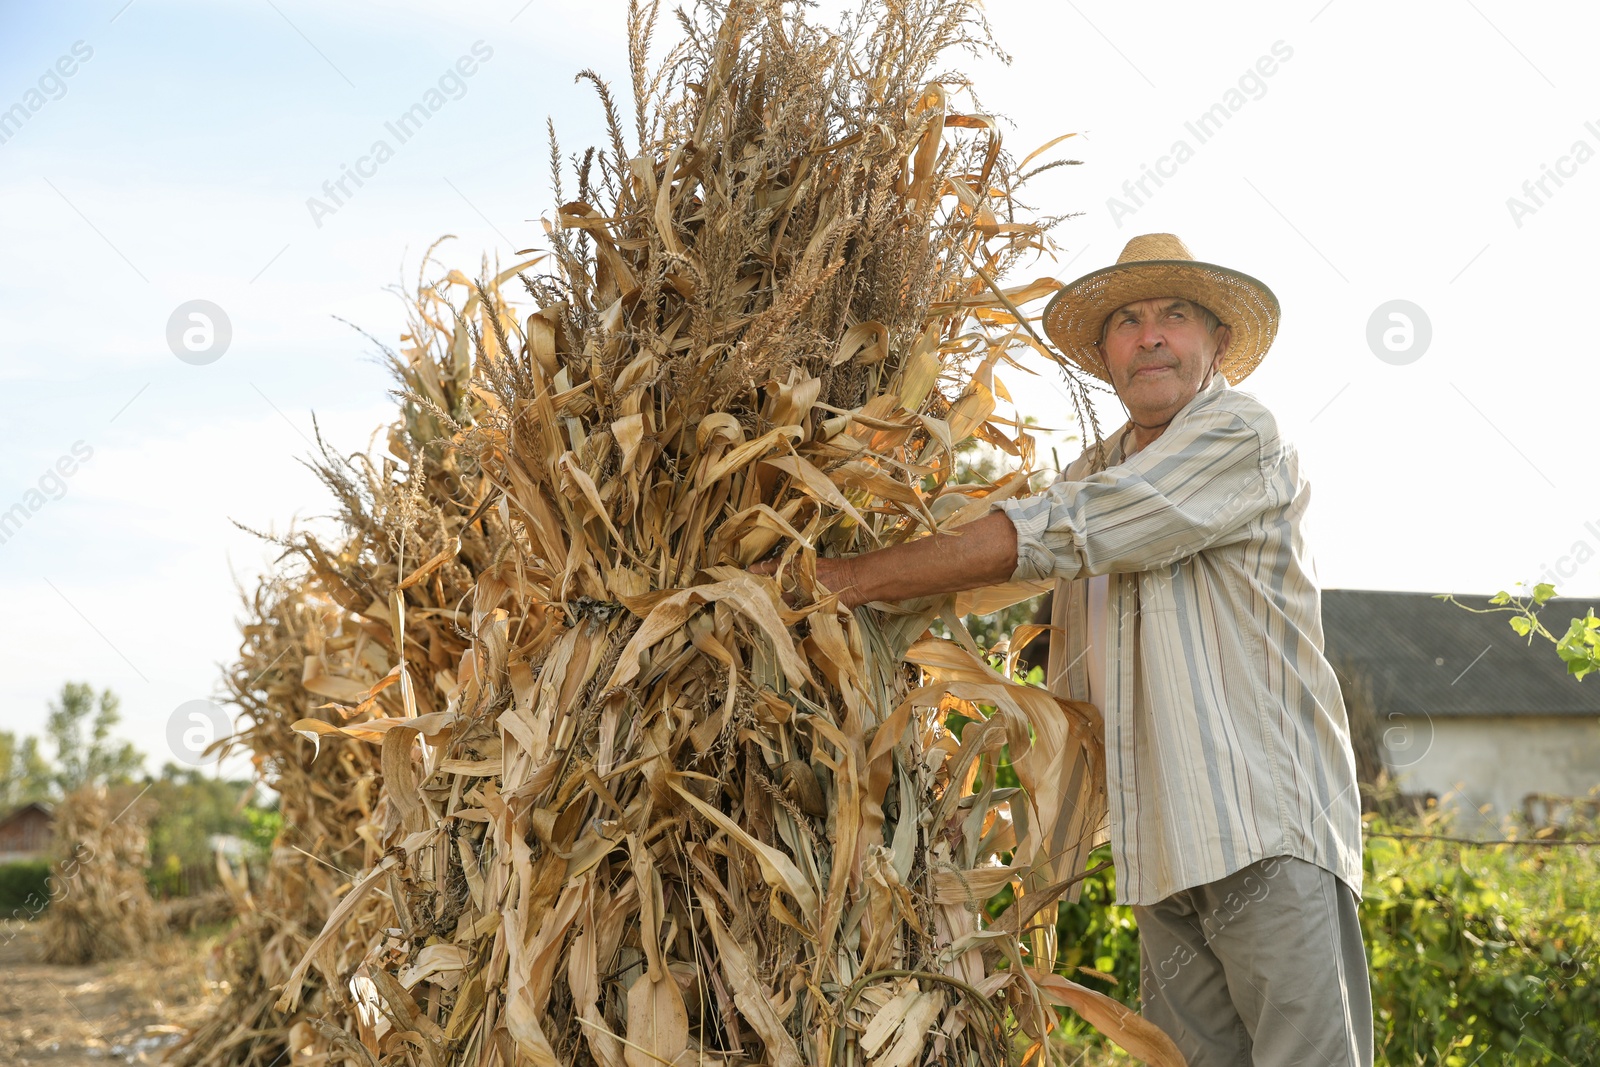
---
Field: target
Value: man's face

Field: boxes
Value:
[1096,297,1232,425]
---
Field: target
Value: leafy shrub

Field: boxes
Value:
[1362,824,1600,1066]
[143,766,277,897]
[0,859,52,914]
[1038,826,1599,1064]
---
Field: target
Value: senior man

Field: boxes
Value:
[793,234,1371,1065]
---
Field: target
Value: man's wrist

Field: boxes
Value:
[826,555,862,607]
[990,502,1041,583]
[814,554,856,605]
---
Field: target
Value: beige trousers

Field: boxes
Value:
[1134,855,1373,1067]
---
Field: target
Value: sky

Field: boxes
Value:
[1,0,1595,777]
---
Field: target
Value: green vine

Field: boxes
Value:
[1437,583,1600,681]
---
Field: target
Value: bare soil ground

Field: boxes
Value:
[0,920,1129,1066]
[0,923,224,1066]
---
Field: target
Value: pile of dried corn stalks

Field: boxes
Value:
[190,0,1194,1064]
[39,784,162,965]
[166,573,386,1066]
[169,255,513,1066]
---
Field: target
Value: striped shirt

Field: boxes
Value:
[997,374,1363,907]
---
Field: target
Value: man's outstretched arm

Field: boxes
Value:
[777,511,1020,610]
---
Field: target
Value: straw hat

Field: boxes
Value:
[1042,233,1279,385]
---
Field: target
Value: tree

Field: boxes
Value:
[43,682,145,793]
[0,731,53,808]
[145,762,276,897]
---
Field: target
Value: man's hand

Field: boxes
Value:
[747,511,1019,610]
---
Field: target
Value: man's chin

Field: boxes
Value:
[1122,385,1201,424]
[1123,383,1179,410]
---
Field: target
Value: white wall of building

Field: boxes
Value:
[1383,715,1600,834]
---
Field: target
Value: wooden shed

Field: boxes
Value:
[0,801,55,863]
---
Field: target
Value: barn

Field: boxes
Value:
[0,801,55,863]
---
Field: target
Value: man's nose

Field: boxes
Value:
[1136,321,1165,349]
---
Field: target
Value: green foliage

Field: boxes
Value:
[1049,845,1141,1040]
[1440,586,1600,681]
[1,682,146,808]
[1557,610,1600,681]
[1039,822,1600,1064]
[0,859,52,914]
[242,802,282,854]
[0,732,54,808]
[144,764,274,898]
[949,596,1045,655]
[46,682,145,792]
[1361,817,1600,1065]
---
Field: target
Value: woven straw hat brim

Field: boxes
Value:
[1042,259,1280,385]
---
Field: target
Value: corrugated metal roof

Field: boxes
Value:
[1322,589,1600,717]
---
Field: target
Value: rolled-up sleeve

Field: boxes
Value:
[998,402,1280,583]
